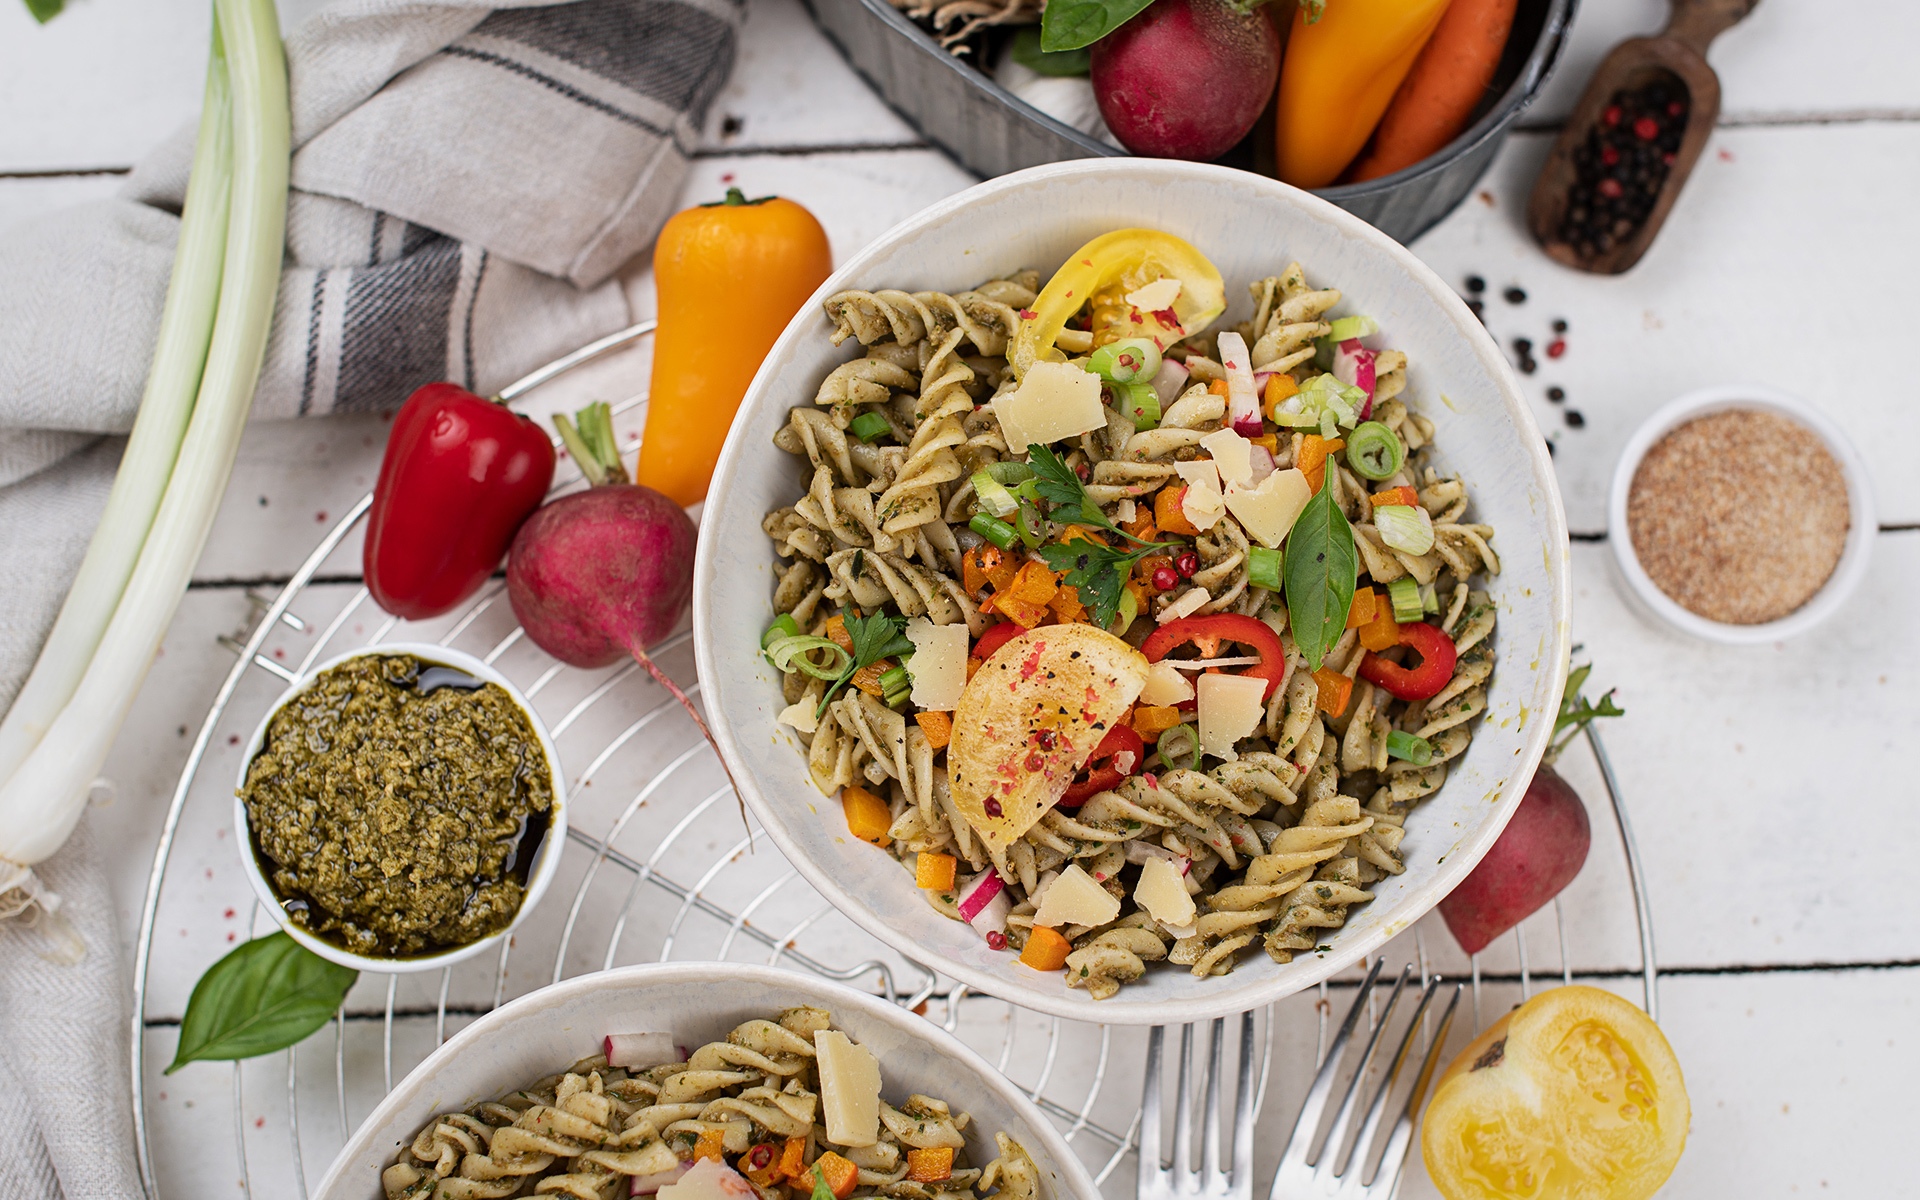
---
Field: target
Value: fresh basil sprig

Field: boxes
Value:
[168,933,358,1073]
[1039,0,1156,51]
[1282,484,1357,670]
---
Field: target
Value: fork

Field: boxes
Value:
[1137,1010,1258,1200]
[1267,960,1463,1199]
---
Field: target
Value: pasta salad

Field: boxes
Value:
[761,229,1498,1000]
[383,1007,1039,1200]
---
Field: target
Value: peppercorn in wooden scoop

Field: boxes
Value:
[1525,0,1758,274]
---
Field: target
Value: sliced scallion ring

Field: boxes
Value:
[1088,337,1163,384]
[1115,380,1161,430]
[849,411,891,442]
[1387,576,1424,624]
[1385,729,1434,765]
[765,634,852,680]
[1158,722,1202,772]
[969,513,1018,550]
[1345,421,1405,480]
[1374,503,1435,555]
[971,470,1020,518]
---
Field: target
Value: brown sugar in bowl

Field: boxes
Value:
[1608,385,1875,643]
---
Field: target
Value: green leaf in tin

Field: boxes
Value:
[1039,0,1155,52]
[1010,25,1092,76]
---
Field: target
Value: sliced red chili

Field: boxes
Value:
[1358,620,1457,701]
[971,621,1023,661]
[1059,724,1145,806]
[1140,613,1287,701]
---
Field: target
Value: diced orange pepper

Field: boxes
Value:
[1132,705,1184,743]
[1262,373,1300,420]
[1249,433,1279,456]
[842,785,892,848]
[966,657,983,681]
[1370,485,1420,508]
[851,659,893,697]
[1312,667,1354,717]
[906,1147,956,1183]
[963,543,1017,595]
[1345,588,1377,630]
[1298,435,1345,494]
[823,613,852,652]
[1208,377,1232,399]
[984,560,1058,629]
[1057,524,1107,548]
[1120,506,1158,542]
[1156,486,1202,536]
[914,710,953,750]
[777,1137,807,1183]
[915,851,958,891]
[1050,584,1087,624]
[813,1151,859,1199]
[1019,926,1073,971]
[1356,600,1402,653]
[1135,553,1174,583]
[691,1129,726,1163]
[1125,578,1151,622]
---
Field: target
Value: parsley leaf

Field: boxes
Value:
[816,611,912,717]
[1024,443,1177,628]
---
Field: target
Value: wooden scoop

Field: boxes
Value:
[1527,0,1759,274]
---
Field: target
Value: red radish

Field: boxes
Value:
[956,871,1011,939]
[1439,764,1590,955]
[1216,332,1264,436]
[1150,358,1191,408]
[1332,339,1377,416]
[1091,0,1280,162]
[508,402,739,806]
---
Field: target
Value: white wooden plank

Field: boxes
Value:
[1410,122,1920,530]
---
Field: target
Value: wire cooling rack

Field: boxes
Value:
[130,324,1658,1200]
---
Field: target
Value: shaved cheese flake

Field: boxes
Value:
[995,361,1105,451]
[1223,467,1312,549]
[1125,278,1182,313]
[1197,673,1267,761]
[1156,587,1211,623]
[904,618,968,711]
[1174,459,1225,530]
[1138,660,1194,705]
[1199,428,1254,486]
[1033,863,1121,929]
[1135,856,1197,926]
[813,1030,882,1147]
[776,701,819,733]
[1166,656,1264,671]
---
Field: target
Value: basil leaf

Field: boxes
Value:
[1283,485,1357,670]
[1040,0,1154,52]
[1010,26,1092,76]
[167,933,357,1073]
[22,0,65,21]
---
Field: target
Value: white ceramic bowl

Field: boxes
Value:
[312,962,1096,1200]
[693,159,1572,1024]
[233,642,568,973]
[1607,384,1875,644]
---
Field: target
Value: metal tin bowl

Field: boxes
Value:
[802,0,1577,244]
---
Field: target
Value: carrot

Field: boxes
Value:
[1019,926,1073,971]
[1350,0,1521,182]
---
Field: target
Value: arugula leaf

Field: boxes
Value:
[1039,0,1155,51]
[1010,25,1091,76]
[168,933,357,1073]
[816,611,911,717]
[1282,485,1357,670]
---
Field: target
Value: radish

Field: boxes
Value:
[605,1031,680,1069]
[1090,0,1280,161]
[1332,339,1377,417]
[508,402,739,805]
[956,871,1012,941]
[1150,358,1191,408]
[1215,332,1263,436]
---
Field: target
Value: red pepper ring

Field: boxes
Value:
[1140,613,1288,702]
[971,621,1024,661]
[1059,723,1145,807]
[1358,620,1458,701]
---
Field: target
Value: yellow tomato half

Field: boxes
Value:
[1011,229,1225,379]
[1421,986,1688,1200]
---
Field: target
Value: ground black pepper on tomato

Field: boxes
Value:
[364,382,556,620]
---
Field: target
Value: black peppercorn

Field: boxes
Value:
[1503,286,1527,304]
[1565,410,1586,428]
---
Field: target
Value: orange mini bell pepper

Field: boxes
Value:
[1011,230,1227,377]
[1262,374,1299,420]
[916,852,958,891]
[1275,0,1454,189]
[963,543,1019,595]
[1312,667,1355,717]
[1132,705,1185,743]
[1298,435,1345,493]
[1346,588,1378,630]
[813,1153,860,1200]
[907,1148,956,1182]
[638,189,831,506]
[691,1129,726,1163]
[842,785,892,848]
[914,710,954,750]
[983,560,1059,629]
[1356,599,1402,653]
[777,1137,808,1183]
[1019,926,1073,971]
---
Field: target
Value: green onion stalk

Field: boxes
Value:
[0,0,289,932]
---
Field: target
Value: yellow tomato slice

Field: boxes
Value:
[1011,230,1226,379]
[1422,986,1688,1200]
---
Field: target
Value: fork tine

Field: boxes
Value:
[1313,966,1413,1188]
[1200,1018,1226,1183]
[1138,1026,1166,1196]
[1171,1023,1197,1184]
[1338,976,1443,1198]
[1230,1010,1256,1200]
[1365,983,1463,1198]
[1275,959,1385,1177]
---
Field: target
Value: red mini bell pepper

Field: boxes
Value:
[364,382,556,620]
[972,620,1025,661]
[1141,613,1288,702]
[1358,620,1457,701]
[1060,723,1145,806]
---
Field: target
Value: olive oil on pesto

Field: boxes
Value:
[240,653,553,958]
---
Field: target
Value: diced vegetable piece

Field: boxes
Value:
[970,514,1018,550]
[1019,926,1073,971]
[1370,485,1419,508]
[1262,373,1300,421]
[762,614,801,649]
[1132,704,1186,743]
[1196,672,1267,760]
[1150,358,1192,407]
[1089,337,1163,384]
[605,1031,678,1069]
[1199,427,1254,486]
[1374,503,1436,555]
[741,1144,785,1188]
[906,1147,956,1183]
[1345,587,1377,630]
[1050,584,1087,623]
[956,870,1006,923]
[915,852,958,891]
[812,1033,882,1148]
[1386,730,1434,765]
[1357,595,1403,653]
[1034,862,1122,928]
[848,412,890,443]
[914,710,953,750]
[1155,485,1202,536]
[982,560,1059,629]
[971,621,1023,661]
[1312,667,1354,717]
[850,660,893,698]
[691,1130,727,1162]
[777,1138,807,1183]
[1345,421,1404,479]
[995,361,1107,451]
[1222,467,1311,549]
[971,470,1021,518]
[1297,435,1345,493]
[1134,855,1197,926]
[1327,315,1378,341]
[904,618,969,711]
[823,614,852,651]
[878,665,911,707]
[1247,545,1282,591]
[813,1152,860,1200]
[1115,380,1162,430]
[656,1158,754,1200]
[1387,576,1424,624]
[842,785,892,847]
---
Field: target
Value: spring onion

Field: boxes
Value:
[969,513,1018,550]
[1385,730,1434,765]
[1374,504,1435,556]
[1015,502,1045,548]
[762,614,802,649]
[849,411,891,442]
[982,459,1035,486]
[1088,337,1161,384]
[1327,315,1379,341]
[766,635,852,680]
[878,666,912,706]
[1247,546,1283,591]
[1345,421,1405,480]
[1108,583,1140,635]
[1157,722,1202,772]
[0,0,289,930]
[1300,373,1363,429]
[1387,576,1424,624]
[1421,582,1440,613]
[971,470,1020,518]
[1114,381,1161,430]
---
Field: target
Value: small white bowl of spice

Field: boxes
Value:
[1608,384,1875,643]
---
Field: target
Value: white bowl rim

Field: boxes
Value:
[694,156,1571,1024]
[232,641,569,974]
[1606,383,1876,645]
[310,960,1102,1200]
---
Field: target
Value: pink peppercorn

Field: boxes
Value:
[1634,116,1660,141]
[1603,105,1622,126]
[1175,550,1200,577]
[1546,340,1566,359]
[985,930,1008,950]
[1152,566,1179,591]
[1598,178,1624,199]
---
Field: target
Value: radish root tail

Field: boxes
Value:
[629,645,752,843]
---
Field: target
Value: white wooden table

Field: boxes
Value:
[5,0,1916,1194]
